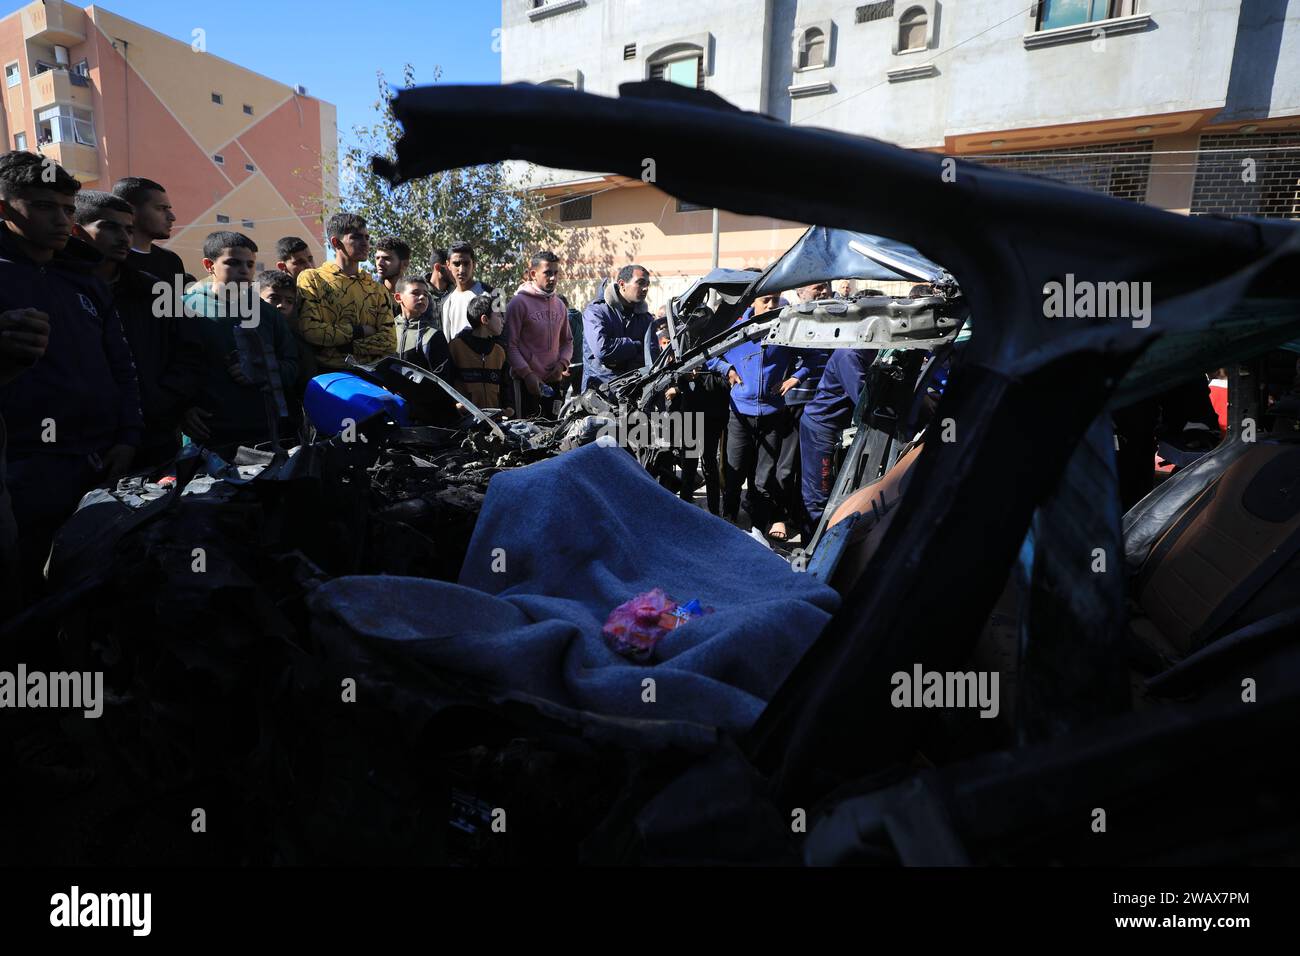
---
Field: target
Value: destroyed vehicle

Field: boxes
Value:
[7,79,1300,866]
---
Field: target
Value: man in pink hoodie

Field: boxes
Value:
[506,250,573,416]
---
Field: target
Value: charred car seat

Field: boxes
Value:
[1132,439,1300,660]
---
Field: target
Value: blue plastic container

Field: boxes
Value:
[304,372,411,436]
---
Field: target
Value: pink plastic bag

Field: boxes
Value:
[602,589,712,662]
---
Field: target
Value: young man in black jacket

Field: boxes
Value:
[374,236,411,314]
[0,152,143,600]
[73,190,204,467]
[424,247,454,319]
[112,176,191,286]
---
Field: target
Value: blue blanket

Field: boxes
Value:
[308,443,839,738]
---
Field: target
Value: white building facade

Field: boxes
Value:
[503,0,1300,304]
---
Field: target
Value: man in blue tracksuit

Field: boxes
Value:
[800,347,877,532]
[798,287,885,533]
[0,151,143,603]
[709,293,803,536]
[581,265,652,390]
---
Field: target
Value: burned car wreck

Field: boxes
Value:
[4,80,1300,866]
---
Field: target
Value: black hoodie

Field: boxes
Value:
[104,248,205,459]
[0,228,142,458]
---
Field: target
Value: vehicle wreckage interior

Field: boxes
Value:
[4,80,1299,866]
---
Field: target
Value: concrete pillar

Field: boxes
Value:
[1145,130,1202,216]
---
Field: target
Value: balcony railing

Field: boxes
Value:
[37,141,99,182]
[29,64,93,110]
[31,68,73,109]
[20,0,85,45]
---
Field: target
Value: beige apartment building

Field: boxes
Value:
[1,0,337,276]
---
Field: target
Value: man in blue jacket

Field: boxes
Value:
[581,264,652,390]
[781,281,835,535]
[800,345,878,533]
[709,293,803,538]
[799,288,885,533]
[0,151,143,601]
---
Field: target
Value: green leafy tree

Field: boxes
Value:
[339,64,558,289]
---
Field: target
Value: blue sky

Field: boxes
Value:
[5,0,504,146]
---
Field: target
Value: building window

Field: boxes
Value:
[14,132,27,150]
[216,214,230,224]
[559,193,593,222]
[799,28,826,69]
[5,62,20,88]
[1037,0,1119,32]
[36,106,96,147]
[211,92,223,104]
[795,22,833,71]
[528,0,586,20]
[898,7,928,51]
[539,70,583,91]
[67,59,90,88]
[245,163,256,172]
[648,44,705,89]
[856,2,895,23]
[676,199,708,213]
[243,104,253,115]
[213,154,225,165]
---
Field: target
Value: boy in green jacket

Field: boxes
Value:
[181,231,298,450]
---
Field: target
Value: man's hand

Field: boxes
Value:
[0,309,51,383]
[665,386,680,402]
[182,406,213,440]
[778,376,799,396]
[524,373,542,397]
[727,368,742,388]
[102,444,136,483]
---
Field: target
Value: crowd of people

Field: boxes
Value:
[0,147,895,617]
[0,151,583,610]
